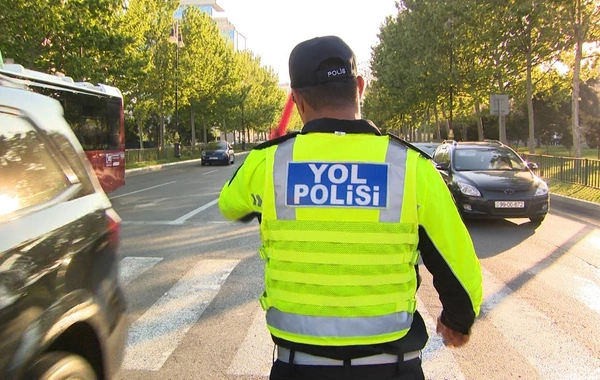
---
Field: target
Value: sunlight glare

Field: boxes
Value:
[0,194,19,215]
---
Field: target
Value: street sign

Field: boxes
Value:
[490,94,509,116]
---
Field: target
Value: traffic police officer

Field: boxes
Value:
[218,35,483,380]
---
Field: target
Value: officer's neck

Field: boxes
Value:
[302,106,361,123]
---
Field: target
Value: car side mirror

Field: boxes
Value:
[527,162,539,170]
[435,162,449,171]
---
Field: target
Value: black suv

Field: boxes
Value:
[0,78,127,379]
[431,140,549,225]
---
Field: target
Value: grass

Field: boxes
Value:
[515,145,600,159]
[125,155,200,170]
[547,179,600,204]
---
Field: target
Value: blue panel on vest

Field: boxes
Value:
[285,162,389,208]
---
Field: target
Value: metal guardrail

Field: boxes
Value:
[522,154,600,190]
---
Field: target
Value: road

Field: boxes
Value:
[110,155,600,380]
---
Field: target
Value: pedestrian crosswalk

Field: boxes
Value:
[117,253,600,380]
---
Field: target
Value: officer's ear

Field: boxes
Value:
[292,89,306,115]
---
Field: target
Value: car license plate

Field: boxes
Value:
[495,201,525,208]
[209,157,218,160]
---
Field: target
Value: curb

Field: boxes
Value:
[550,193,600,219]
[125,151,250,176]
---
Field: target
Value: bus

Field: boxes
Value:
[0,62,125,193]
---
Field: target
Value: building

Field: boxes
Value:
[174,0,246,51]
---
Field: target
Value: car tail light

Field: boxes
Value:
[105,207,121,249]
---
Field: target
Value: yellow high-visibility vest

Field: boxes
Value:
[258,133,422,346]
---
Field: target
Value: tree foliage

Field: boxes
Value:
[365,0,600,156]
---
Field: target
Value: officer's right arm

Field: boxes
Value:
[416,157,483,336]
[218,149,266,222]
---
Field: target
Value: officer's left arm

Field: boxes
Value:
[218,149,265,221]
[415,154,483,336]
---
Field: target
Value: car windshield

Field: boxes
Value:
[453,148,527,171]
[412,143,438,156]
[205,142,228,151]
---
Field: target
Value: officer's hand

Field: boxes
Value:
[436,316,469,348]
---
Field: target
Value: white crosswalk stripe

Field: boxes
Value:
[226,309,273,377]
[117,255,600,379]
[120,258,239,371]
[417,296,466,380]
[481,267,600,379]
[119,256,163,286]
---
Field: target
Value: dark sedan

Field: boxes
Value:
[201,141,235,166]
[432,141,549,225]
[0,80,127,379]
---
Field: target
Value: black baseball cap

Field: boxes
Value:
[289,36,357,89]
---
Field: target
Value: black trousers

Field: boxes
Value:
[269,358,425,380]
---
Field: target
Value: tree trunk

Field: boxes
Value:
[136,115,144,150]
[191,106,196,151]
[474,99,485,141]
[526,51,535,154]
[571,36,583,157]
[202,114,207,144]
[432,104,441,141]
[496,64,507,144]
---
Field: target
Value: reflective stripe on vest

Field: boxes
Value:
[263,136,418,345]
[266,306,413,338]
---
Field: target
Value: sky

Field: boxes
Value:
[213,0,399,84]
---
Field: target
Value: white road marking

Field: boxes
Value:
[172,198,219,224]
[227,308,273,376]
[203,170,217,175]
[481,267,600,379]
[110,181,177,199]
[574,276,600,314]
[122,259,239,371]
[119,257,163,286]
[418,295,466,380]
[132,198,169,210]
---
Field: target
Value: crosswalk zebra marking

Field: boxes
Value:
[481,267,600,379]
[119,256,163,286]
[417,295,466,380]
[226,308,273,376]
[122,259,239,371]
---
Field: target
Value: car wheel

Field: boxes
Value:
[28,351,97,380]
[201,161,206,166]
[529,216,545,226]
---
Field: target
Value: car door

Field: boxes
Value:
[0,107,111,376]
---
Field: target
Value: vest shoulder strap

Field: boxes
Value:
[387,133,432,160]
[252,132,299,150]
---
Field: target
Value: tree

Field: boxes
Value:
[580,79,600,154]
[556,0,600,157]
[177,8,234,144]
[0,0,130,82]
[119,0,178,149]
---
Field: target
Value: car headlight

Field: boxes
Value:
[458,182,482,197]
[534,181,548,197]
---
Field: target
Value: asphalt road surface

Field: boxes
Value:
[110,154,600,380]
